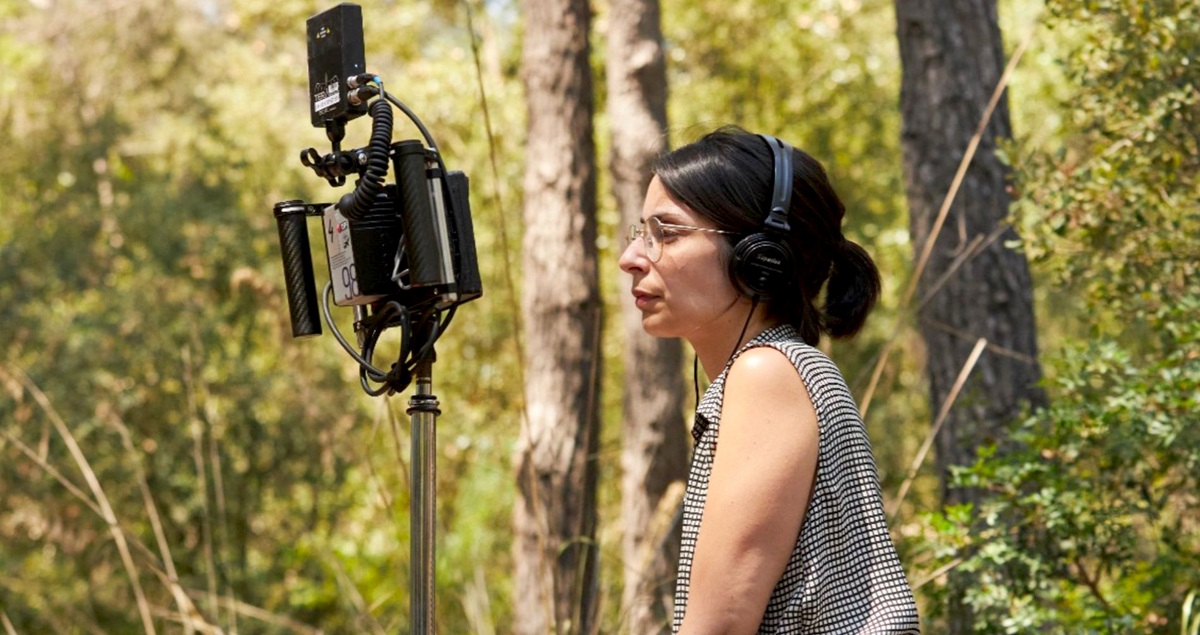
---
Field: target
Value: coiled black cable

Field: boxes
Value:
[312,79,464,396]
[360,300,413,396]
[338,96,393,221]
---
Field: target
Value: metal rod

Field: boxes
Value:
[408,354,439,634]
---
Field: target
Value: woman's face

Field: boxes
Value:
[619,177,745,339]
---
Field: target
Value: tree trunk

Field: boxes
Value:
[894,0,1047,630]
[605,0,688,633]
[513,0,602,632]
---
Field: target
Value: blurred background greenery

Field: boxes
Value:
[0,0,1195,632]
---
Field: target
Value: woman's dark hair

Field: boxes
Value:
[652,126,881,345]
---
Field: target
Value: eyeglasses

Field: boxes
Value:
[626,216,737,263]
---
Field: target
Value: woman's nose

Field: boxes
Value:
[618,236,648,274]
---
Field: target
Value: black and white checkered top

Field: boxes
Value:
[673,324,920,633]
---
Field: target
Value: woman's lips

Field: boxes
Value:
[633,290,659,309]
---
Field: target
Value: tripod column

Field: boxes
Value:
[408,355,439,633]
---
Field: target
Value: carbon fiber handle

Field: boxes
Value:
[274,201,322,338]
[394,141,448,288]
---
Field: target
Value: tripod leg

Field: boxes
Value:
[408,355,440,633]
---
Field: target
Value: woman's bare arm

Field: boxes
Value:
[678,346,820,635]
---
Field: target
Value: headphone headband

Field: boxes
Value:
[729,134,796,299]
[758,134,793,234]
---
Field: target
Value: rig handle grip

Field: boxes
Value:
[274,201,322,338]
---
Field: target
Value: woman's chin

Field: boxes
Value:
[640,315,679,339]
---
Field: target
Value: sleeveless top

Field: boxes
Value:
[673,324,920,634]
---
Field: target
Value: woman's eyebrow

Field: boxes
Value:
[649,209,689,223]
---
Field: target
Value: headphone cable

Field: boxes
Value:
[693,295,762,409]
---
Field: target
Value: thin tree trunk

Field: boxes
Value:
[605,0,688,632]
[513,0,602,632]
[895,0,1047,631]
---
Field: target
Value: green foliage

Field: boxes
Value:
[943,317,1199,632]
[912,1,1200,632]
[1014,0,1199,322]
[1185,592,1200,635]
[0,0,523,632]
[8,0,1194,632]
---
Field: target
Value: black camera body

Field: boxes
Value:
[273,3,481,393]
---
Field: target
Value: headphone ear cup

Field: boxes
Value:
[730,233,794,298]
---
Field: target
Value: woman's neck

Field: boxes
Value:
[687,301,779,382]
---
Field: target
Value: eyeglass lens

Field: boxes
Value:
[627,217,667,262]
[644,217,662,261]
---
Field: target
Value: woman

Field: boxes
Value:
[619,127,920,634]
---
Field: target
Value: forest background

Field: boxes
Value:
[0,0,1196,633]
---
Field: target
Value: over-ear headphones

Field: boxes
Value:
[729,134,795,299]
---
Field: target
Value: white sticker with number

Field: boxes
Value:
[323,205,359,304]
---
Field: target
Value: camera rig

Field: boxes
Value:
[271,5,482,631]
[273,3,481,397]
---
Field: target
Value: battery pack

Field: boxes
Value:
[306,3,368,127]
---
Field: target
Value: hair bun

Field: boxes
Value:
[821,237,880,339]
